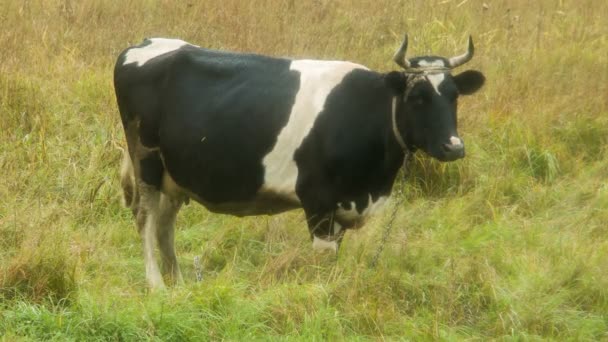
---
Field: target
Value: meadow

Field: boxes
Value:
[1,0,607,340]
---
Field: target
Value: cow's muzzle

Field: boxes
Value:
[440,136,465,161]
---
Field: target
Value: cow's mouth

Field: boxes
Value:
[425,139,465,162]
[437,142,465,161]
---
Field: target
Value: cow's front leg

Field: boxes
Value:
[296,175,344,253]
[303,208,345,253]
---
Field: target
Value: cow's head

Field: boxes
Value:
[386,35,485,162]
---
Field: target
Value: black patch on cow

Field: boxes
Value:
[384,71,407,94]
[140,152,163,189]
[295,69,405,232]
[143,48,302,203]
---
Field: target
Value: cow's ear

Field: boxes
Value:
[384,71,407,94]
[453,70,485,95]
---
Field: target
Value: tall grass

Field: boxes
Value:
[1,0,607,339]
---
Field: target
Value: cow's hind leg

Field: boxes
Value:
[156,193,183,285]
[120,143,165,289]
[137,181,166,290]
[120,150,139,215]
[133,150,184,289]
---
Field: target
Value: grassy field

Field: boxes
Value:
[1,0,607,340]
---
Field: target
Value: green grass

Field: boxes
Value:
[1,0,608,340]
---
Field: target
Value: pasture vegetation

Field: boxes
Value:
[1,0,607,340]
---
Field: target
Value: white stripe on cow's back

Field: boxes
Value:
[417,59,446,95]
[123,38,197,67]
[260,60,367,201]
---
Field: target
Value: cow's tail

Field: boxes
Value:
[120,149,138,214]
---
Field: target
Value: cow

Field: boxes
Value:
[114,35,485,289]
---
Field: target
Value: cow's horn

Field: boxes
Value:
[393,34,411,69]
[448,35,474,68]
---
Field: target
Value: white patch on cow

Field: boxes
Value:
[123,38,195,67]
[418,59,446,95]
[364,195,389,216]
[337,201,358,222]
[449,136,463,146]
[120,151,135,208]
[336,194,388,223]
[333,221,342,235]
[260,60,367,201]
[312,236,338,253]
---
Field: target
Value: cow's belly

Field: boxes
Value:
[197,194,301,216]
[161,169,300,216]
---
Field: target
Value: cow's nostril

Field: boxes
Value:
[442,143,465,159]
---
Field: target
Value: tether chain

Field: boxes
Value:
[194,255,203,282]
[370,150,413,268]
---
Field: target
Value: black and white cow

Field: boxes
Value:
[114,35,485,289]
